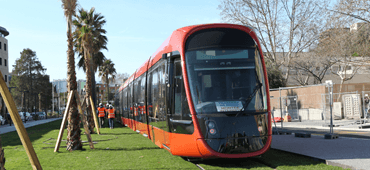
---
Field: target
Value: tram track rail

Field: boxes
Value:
[194,163,206,170]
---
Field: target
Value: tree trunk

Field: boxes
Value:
[0,136,6,170]
[91,66,97,109]
[66,15,82,151]
[84,49,95,134]
[0,137,5,170]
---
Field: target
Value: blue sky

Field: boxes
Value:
[1,0,221,82]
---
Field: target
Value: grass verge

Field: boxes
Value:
[1,120,349,169]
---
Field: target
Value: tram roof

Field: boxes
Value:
[118,23,257,92]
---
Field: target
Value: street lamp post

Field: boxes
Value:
[58,88,61,117]
[52,84,54,115]
[324,80,339,139]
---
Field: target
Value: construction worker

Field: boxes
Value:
[108,105,115,129]
[97,103,106,128]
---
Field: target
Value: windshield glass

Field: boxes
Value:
[185,48,267,115]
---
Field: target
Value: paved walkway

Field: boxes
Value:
[273,119,370,131]
[0,117,62,134]
[271,120,370,170]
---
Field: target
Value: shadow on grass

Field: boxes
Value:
[0,119,63,147]
[43,146,161,152]
[0,119,132,147]
[196,149,326,169]
[93,146,161,151]
[97,133,134,135]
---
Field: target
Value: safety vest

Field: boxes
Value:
[108,108,115,119]
[98,107,106,117]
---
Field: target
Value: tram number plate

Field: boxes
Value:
[215,101,243,112]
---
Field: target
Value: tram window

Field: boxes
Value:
[160,64,166,99]
[147,72,153,117]
[158,64,166,110]
[123,89,128,118]
[151,70,159,118]
[140,74,146,104]
[173,59,191,119]
[185,48,267,114]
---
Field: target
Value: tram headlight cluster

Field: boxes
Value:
[207,121,217,135]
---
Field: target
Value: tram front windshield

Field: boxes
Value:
[185,48,267,115]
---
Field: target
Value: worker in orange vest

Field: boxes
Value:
[108,105,115,129]
[97,103,106,128]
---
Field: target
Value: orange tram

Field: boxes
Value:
[115,23,271,159]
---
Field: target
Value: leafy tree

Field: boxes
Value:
[98,59,116,103]
[75,8,107,108]
[10,49,51,113]
[61,0,82,151]
[266,60,286,88]
[74,7,108,133]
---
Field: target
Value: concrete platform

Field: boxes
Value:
[271,134,370,170]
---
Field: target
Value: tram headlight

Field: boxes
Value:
[208,121,215,129]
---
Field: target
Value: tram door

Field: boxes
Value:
[168,58,193,134]
[148,62,169,146]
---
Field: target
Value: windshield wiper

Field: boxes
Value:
[235,82,262,117]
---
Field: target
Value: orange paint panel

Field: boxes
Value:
[170,133,202,157]
[196,139,214,158]
[152,127,165,149]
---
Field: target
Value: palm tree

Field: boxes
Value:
[73,7,96,133]
[76,11,108,108]
[61,0,82,151]
[98,59,116,103]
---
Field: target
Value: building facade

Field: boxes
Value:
[0,26,10,86]
[96,82,120,105]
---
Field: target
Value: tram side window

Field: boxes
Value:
[136,74,146,105]
[160,64,166,104]
[151,70,159,119]
[123,89,128,118]
[140,74,147,123]
[147,73,152,117]
[127,85,133,118]
[134,78,141,104]
[173,59,191,120]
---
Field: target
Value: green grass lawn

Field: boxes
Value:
[1,120,348,170]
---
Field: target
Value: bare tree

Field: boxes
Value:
[219,0,328,84]
[331,0,370,24]
[316,23,366,97]
[113,73,130,85]
[291,52,337,85]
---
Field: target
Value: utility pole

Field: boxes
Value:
[325,80,339,139]
[52,84,54,114]
[58,88,61,117]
